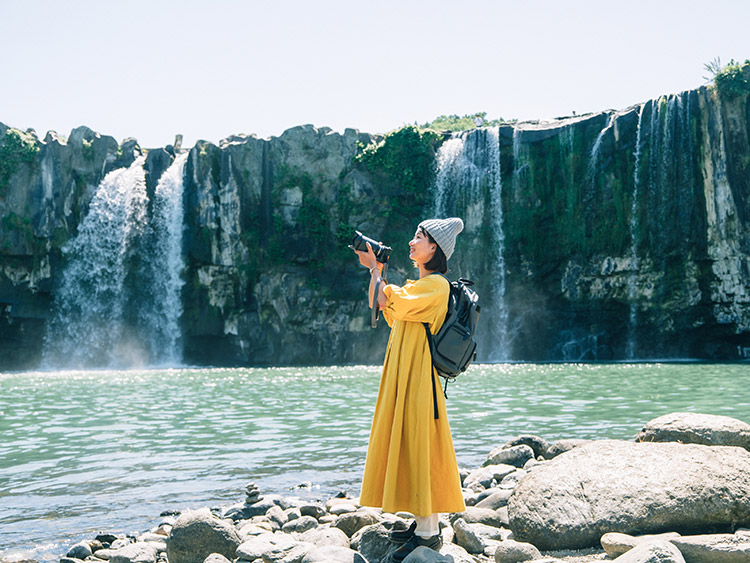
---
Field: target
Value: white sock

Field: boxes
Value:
[414,513,439,538]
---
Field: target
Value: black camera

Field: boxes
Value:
[350,231,392,264]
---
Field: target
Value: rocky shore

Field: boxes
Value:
[5,412,750,563]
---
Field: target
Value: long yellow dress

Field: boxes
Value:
[360,274,466,516]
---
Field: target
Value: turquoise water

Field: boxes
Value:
[2,363,750,560]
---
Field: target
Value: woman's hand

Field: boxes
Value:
[355,242,380,272]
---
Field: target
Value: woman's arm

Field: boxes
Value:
[355,243,387,310]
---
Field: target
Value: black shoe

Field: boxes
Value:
[388,520,416,545]
[389,533,442,562]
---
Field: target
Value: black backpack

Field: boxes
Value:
[423,275,480,414]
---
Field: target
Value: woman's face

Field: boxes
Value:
[409,228,436,266]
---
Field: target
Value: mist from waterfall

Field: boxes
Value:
[43,154,188,368]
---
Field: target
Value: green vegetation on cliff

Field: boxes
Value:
[421,112,508,132]
[0,128,40,196]
[355,125,443,268]
[705,58,750,98]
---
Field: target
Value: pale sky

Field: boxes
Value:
[1,0,748,149]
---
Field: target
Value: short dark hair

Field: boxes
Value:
[419,227,448,273]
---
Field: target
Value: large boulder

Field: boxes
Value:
[166,509,241,563]
[507,440,750,550]
[636,412,750,450]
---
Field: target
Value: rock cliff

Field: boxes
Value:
[1,75,749,369]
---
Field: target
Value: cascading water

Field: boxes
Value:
[486,127,509,360]
[589,112,616,181]
[431,128,509,361]
[43,154,189,367]
[137,153,189,365]
[433,136,466,217]
[626,104,646,360]
[44,157,149,367]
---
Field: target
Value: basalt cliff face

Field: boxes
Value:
[1,81,749,369]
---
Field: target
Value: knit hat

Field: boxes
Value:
[418,217,464,260]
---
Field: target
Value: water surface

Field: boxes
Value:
[2,363,749,560]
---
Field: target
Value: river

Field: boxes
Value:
[2,363,749,560]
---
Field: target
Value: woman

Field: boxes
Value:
[353,217,466,562]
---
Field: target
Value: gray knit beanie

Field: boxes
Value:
[418,217,464,260]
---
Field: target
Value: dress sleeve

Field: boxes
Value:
[382,276,448,326]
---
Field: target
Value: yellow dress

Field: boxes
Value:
[360,274,466,516]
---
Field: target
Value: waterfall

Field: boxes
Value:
[43,154,188,368]
[137,153,188,365]
[626,103,646,360]
[486,127,509,361]
[433,136,467,217]
[589,112,616,180]
[431,128,509,361]
[44,157,149,367]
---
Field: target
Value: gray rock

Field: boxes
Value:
[299,504,326,520]
[301,545,367,563]
[330,503,358,515]
[492,539,542,562]
[236,534,315,563]
[91,548,116,560]
[437,543,476,563]
[452,518,485,554]
[476,490,513,510]
[600,532,682,558]
[296,527,350,548]
[137,533,168,544]
[670,533,750,562]
[66,543,93,559]
[350,523,393,563]
[502,435,550,459]
[468,523,511,543]
[508,440,750,550]
[334,510,381,537]
[281,515,319,534]
[636,412,750,450]
[496,506,509,527]
[402,546,451,562]
[464,465,517,489]
[451,506,505,528]
[203,555,232,563]
[612,541,685,563]
[166,508,242,563]
[544,439,589,459]
[109,543,158,563]
[241,494,286,518]
[499,469,526,489]
[463,489,480,505]
[110,539,132,550]
[268,505,289,529]
[238,522,274,538]
[484,445,535,468]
